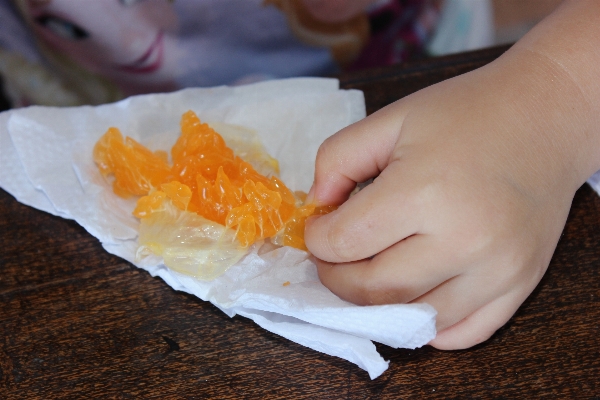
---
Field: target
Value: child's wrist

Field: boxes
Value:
[507,0,600,184]
[469,49,593,197]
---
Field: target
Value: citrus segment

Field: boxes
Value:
[136,200,247,280]
[93,127,171,197]
[133,191,167,218]
[172,111,233,162]
[161,181,192,211]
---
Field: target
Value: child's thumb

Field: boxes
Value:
[308,102,407,206]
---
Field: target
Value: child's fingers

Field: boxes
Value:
[428,288,532,350]
[315,234,463,305]
[317,231,537,350]
[413,261,543,349]
[411,272,511,332]
[305,163,423,263]
[309,104,407,206]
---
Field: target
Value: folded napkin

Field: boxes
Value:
[0,78,436,379]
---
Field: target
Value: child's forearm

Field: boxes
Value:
[497,0,600,188]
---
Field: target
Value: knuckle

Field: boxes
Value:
[314,135,337,167]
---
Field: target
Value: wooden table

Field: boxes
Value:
[1,46,598,398]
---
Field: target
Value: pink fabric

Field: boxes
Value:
[350,0,440,71]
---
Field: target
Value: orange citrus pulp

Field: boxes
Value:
[93,110,334,251]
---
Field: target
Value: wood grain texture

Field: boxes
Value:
[1,46,599,399]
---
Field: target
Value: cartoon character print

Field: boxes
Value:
[22,0,179,96]
[2,0,438,107]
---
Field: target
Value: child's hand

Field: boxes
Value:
[305,0,600,348]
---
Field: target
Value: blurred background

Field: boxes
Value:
[493,0,561,44]
[0,0,562,111]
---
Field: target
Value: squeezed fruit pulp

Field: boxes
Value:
[93,110,333,252]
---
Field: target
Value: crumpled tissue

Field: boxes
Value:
[0,78,436,379]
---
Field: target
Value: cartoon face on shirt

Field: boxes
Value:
[25,0,179,95]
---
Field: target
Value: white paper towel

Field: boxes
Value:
[0,78,436,379]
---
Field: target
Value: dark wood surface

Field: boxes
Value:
[1,46,599,399]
